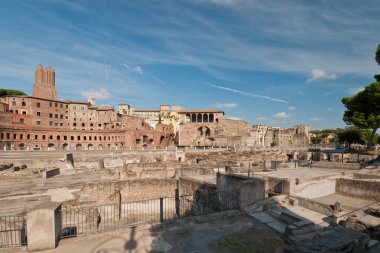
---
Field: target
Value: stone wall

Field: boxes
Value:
[73,179,177,206]
[336,178,380,201]
[178,177,216,196]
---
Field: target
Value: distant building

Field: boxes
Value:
[0,65,174,151]
[247,124,310,147]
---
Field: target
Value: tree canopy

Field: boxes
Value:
[342,44,380,149]
[336,127,364,147]
[0,89,27,97]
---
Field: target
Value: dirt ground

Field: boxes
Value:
[0,211,286,253]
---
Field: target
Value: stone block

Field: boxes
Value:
[26,202,61,252]
[43,168,60,178]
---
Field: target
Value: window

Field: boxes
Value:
[37,120,41,125]
[50,135,53,140]
[82,123,85,127]
[136,139,141,144]
[73,123,77,127]
[49,102,52,107]
[55,114,58,119]
[49,121,52,126]
[0,133,3,139]
[20,134,23,139]
[27,134,30,140]
[36,102,41,108]
[20,118,24,123]
[34,135,38,140]
[66,105,68,109]
[22,111,26,115]
[12,101,16,106]
[49,113,53,118]
[42,135,46,140]
[37,112,41,116]
[55,102,57,107]
[77,136,81,141]
[74,118,76,121]
[55,122,58,126]
[71,136,74,140]
[60,115,63,119]
[60,123,63,127]
[60,104,63,108]
[21,101,26,106]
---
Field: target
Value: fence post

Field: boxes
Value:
[175,188,180,218]
[159,198,164,222]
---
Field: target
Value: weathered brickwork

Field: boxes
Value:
[0,65,174,151]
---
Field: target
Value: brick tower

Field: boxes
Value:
[32,64,57,99]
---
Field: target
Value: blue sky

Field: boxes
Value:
[0,0,379,130]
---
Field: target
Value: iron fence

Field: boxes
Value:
[60,189,239,238]
[0,216,27,248]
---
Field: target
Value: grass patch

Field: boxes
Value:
[177,229,191,238]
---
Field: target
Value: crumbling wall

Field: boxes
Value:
[336,178,380,201]
[74,179,177,206]
[178,177,216,196]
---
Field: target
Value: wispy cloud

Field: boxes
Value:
[215,103,238,108]
[226,116,244,120]
[80,88,111,100]
[307,68,337,82]
[205,82,287,103]
[132,66,143,75]
[256,116,268,121]
[288,106,296,110]
[310,117,321,121]
[274,112,290,118]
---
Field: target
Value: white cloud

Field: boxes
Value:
[310,117,321,121]
[327,107,333,111]
[348,87,364,95]
[274,112,290,118]
[256,117,268,121]
[226,116,243,120]
[288,106,296,110]
[206,82,287,103]
[307,68,337,82]
[215,103,238,108]
[80,88,110,100]
[133,66,143,75]
[122,63,130,70]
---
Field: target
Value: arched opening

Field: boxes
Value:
[205,127,211,136]
[88,144,94,150]
[62,143,69,150]
[98,144,103,150]
[160,136,165,144]
[186,114,191,123]
[107,144,111,150]
[18,143,25,150]
[5,143,11,151]
[48,143,55,150]
[57,135,61,141]
[197,127,203,136]
[203,114,208,123]
[197,114,202,123]
[209,114,214,123]
[191,114,196,123]
[76,144,82,150]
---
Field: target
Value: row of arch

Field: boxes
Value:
[186,113,217,123]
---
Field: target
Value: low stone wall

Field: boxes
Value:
[292,196,334,216]
[312,161,360,170]
[74,179,177,206]
[336,178,380,201]
[353,169,380,180]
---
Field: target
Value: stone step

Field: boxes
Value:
[249,211,287,233]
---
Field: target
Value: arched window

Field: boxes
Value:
[191,114,196,123]
[203,114,208,123]
[209,114,214,123]
[197,114,202,123]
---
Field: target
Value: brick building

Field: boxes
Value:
[0,65,174,151]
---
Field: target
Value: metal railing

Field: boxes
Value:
[60,190,239,238]
[0,216,27,248]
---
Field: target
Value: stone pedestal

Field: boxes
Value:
[26,202,61,252]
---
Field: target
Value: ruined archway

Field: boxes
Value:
[62,143,69,150]
[18,143,25,150]
[76,144,82,150]
[48,143,55,150]
[88,144,94,150]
